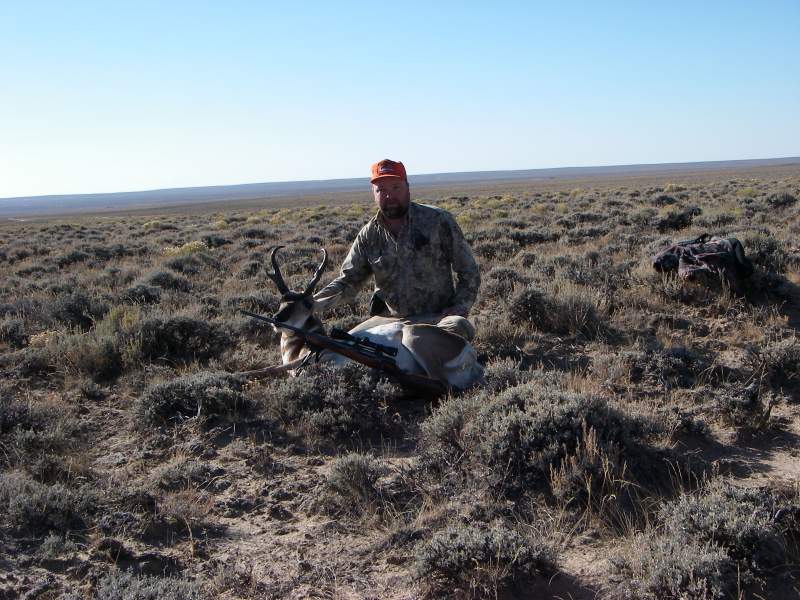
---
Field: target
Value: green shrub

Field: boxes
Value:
[323,453,388,515]
[50,292,109,330]
[659,482,792,573]
[741,232,787,273]
[612,532,733,600]
[509,285,601,338]
[149,458,220,492]
[142,270,192,292]
[612,481,800,598]
[262,363,402,446]
[0,317,28,348]
[136,316,233,364]
[136,371,247,426]
[0,395,76,473]
[93,570,205,600]
[766,192,797,209]
[0,472,91,534]
[420,381,658,499]
[120,284,162,305]
[415,524,555,598]
[747,336,800,391]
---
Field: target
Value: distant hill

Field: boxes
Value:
[2,157,799,218]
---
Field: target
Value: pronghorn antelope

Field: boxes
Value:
[261,246,485,391]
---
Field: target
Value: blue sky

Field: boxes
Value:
[1,1,798,198]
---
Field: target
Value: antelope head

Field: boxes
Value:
[267,246,328,333]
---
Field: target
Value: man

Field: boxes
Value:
[313,158,480,341]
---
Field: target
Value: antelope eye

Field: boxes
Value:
[302,299,313,309]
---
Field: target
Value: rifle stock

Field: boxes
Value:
[240,310,447,396]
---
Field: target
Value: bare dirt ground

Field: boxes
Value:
[1,163,800,599]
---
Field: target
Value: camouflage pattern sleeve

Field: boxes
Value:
[442,212,480,314]
[313,228,371,312]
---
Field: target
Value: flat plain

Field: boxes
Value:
[1,162,800,599]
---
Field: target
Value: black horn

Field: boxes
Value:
[266,246,290,295]
[303,249,328,296]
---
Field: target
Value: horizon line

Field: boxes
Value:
[3,155,800,203]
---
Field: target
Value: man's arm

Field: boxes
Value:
[442,213,480,315]
[313,231,371,312]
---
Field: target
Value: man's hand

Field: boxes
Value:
[440,305,468,317]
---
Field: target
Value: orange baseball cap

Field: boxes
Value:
[370,159,407,183]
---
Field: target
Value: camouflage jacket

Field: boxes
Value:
[314,203,480,317]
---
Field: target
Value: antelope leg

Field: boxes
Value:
[238,355,309,379]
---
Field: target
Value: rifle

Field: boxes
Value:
[240,310,447,396]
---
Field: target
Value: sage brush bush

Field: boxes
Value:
[420,381,658,500]
[91,570,206,600]
[135,371,247,426]
[612,532,733,600]
[415,524,555,598]
[136,315,233,364]
[0,472,92,534]
[321,453,388,515]
[262,363,402,446]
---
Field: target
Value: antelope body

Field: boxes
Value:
[265,247,484,391]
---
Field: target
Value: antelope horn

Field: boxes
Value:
[266,246,290,295]
[303,249,328,296]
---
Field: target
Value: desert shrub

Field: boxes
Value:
[508,285,601,338]
[747,335,800,389]
[93,570,206,600]
[612,532,733,600]
[141,270,192,292]
[415,524,555,598]
[473,239,519,261]
[507,229,558,246]
[26,329,127,382]
[237,261,261,278]
[704,383,775,433]
[136,315,233,364]
[322,453,388,515]
[202,234,231,248]
[481,359,545,392]
[659,482,794,574]
[741,231,787,273]
[613,480,800,598]
[142,220,178,231]
[766,192,797,209]
[149,458,221,492]
[120,284,162,305]
[651,193,677,206]
[656,207,701,232]
[164,255,202,275]
[223,292,278,314]
[50,292,109,330]
[0,317,28,348]
[56,249,91,268]
[241,227,274,240]
[0,395,76,473]
[70,334,125,381]
[262,363,402,446]
[37,533,79,558]
[0,472,91,534]
[135,371,247,426]
[420,381,657,499]
[162,240,209,257]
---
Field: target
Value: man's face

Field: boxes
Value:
[372,178,410,219]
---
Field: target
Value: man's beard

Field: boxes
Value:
[381,204,409,219]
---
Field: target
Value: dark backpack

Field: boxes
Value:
[652,234,754,284]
